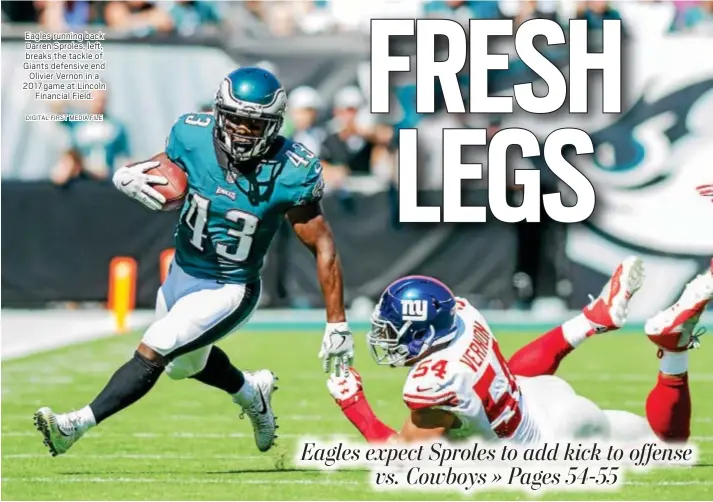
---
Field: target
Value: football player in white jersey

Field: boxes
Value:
[326,257,712,444]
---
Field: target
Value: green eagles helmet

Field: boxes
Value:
[214,67,287,163]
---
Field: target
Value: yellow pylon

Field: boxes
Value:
[108,257,137,334]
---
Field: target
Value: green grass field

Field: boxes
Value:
[2,329,712,500]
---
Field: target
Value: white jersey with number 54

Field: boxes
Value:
[401,298,542,443]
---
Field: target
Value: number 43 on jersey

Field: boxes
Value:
[183,194,258,263]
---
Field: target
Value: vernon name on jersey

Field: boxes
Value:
[402,299,542,443]
[166,112,324,283]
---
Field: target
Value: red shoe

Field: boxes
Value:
[583,256,645,333]
[645,259,713,352]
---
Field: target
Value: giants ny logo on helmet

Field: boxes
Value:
[402,300,428,321]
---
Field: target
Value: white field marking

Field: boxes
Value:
[3,431,361,439]
[2,453,265,460]
[2,364,118,379]
[563,373,713,382]
[293,372,399,381]
[0,477,361,486]
[1,477,712,489]
[9,431,713,442]
[163,414,341,422]
[1,375,75,385]
[690,436,713,442]
[284,415,340,421]
[624,481,713,487]
[597,399,712,411]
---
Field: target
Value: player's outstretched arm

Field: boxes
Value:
[327,370,396,443]
[288,202,354,376]
[327,370,455,443]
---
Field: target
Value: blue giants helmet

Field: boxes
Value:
[368,276,461,367]
[214,67,287,163]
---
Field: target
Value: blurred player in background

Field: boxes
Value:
[327,257,712,444]
[35,67,354,456]
[50,90,131,187]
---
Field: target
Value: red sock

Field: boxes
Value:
[508,326,575,377]
[645,373,691,442]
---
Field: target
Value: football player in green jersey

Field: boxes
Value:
[34,67,353,456]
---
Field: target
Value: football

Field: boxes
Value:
[144,153,188,211]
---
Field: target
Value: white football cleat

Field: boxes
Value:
[237,370,278,452]
[583,256,645,332]
[645,259,713,352]
[34,407,86,457]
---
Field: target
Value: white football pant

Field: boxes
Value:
[142,261,261,380]
[518,375,653,441]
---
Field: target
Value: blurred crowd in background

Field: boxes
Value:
[3,1,713,37]
[4,1,711,310]
[3,0,713,191]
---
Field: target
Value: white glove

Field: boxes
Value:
[326,369,363,409]
[113,161,168,211]
[318,321,354,377]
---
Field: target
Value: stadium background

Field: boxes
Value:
[1,1,713,500]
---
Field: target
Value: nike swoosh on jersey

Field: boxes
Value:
[416,386,433,392]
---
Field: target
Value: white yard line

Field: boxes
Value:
[2,453,265,460]
[5,430,713,442]
[2,477,712,489]
[7,307,681,361]
[0,477,360,486]
[0,311,151,361]
[623,481,713,486]
[6,412,711,425]
[3,431,358,439]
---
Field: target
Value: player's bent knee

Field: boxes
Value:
[519,375,576,401]
[164,363,197,381]
[142,328,179,357]
[558,395,610,440]
[164,348,212,380]
[142,317,188,356]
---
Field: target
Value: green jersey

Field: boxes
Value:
[165,112,324,283]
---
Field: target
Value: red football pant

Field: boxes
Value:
[507,326,573,377]
[506,325,692,442]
